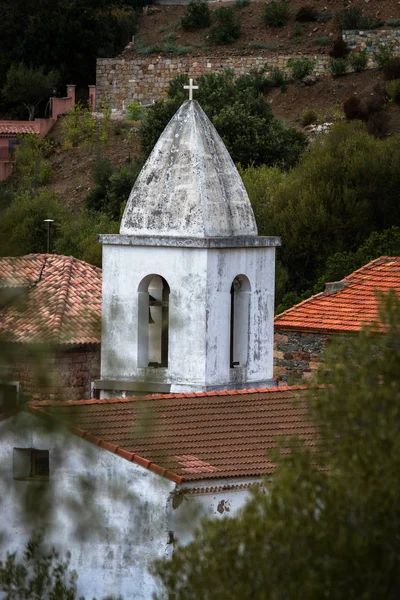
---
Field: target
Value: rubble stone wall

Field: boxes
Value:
[274,329,330,383]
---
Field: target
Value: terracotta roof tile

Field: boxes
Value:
[0,124,37,136]
[0,254,101,345]
[29,386,315,482]
[275,257,400,333]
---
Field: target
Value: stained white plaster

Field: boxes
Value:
[170,478,260,547]
[100,243,276,393]
[0,412,175,600]
[120,101,257,238]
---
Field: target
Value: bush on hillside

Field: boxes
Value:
[329,36,349,59]
[383,57,400,81]
[210,7,241,44]
[375,44,394,69]
[366,111,390,139]
[140,71,307,168]
[343,95,363,120]
[264,1,290,27]
[181,0,211,30]
[329,58,348,77]
[288,57,315,80]
[336,8,383,31]
[349,49,368,73]
[387,79,400,105]
[295,6,318,22]
[267,67,287,89]
[235,0,251,9]
[301,108,318,126]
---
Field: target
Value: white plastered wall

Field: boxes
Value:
[0,412,175,600]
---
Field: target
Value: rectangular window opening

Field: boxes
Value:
[13,448,50,481]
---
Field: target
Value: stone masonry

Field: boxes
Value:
[274,329,330,383]
[8,345,100,402]
[96,29,400,109]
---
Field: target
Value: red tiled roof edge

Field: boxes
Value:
[27,405,183,485]
[29,384,310,407]
[274,256,397,327]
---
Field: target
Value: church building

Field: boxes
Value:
[0,88,311,599]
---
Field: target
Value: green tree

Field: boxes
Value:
[241,121,400,291]
[140,71,307,168]
[154,291,400,600]
[2,64,59,120]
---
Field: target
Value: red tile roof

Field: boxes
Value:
[275,257,400,333]
[0,124,36,136]
[0,254,101,345]
[29,386,316,483]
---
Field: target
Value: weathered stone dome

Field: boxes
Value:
[120,100,258,238]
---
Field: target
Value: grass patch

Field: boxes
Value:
[164,43,190,54]
[247,42,279,50]
[312,36,330,46]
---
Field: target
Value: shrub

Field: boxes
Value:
[264,1,290,27]
[336,8,383,30]
[296,6,318,22]
[375,44,394,69]
[288,57,315,80]
[181,0,211,30]
[164,43,190,54]
[349,49,368,73]
[366,111,390,139]
[343,95,363,120]
[126,101,143,120]
[235,0,251,8]
[383,57,400,81]
[13,135,53,190]
[301,108,318,126]
[365,93,385,115]
[386,19,400,27]
[373,82,390,104]
[59,103,97,148]
[317,9,331,23]
[387,79,400,105]
[293,23,303,37]
[210,7,241,44]
[329,58,347,77]
[268,66,287,88]
[329,36,349,59]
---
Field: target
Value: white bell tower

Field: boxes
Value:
[97,84,280,396]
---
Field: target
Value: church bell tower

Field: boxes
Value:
[97,82,280,396]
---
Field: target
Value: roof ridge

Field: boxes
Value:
[29,384,309,407]
[51,256,74,342]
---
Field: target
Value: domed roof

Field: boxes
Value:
[120,100,257,238]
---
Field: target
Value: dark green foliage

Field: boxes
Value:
[383,57,400,80]
[210,7,241,45]
[0,533,78,599]
[317,9,331,23]
[277,226,400,312]
[140,72,307,169]
[343,93,384,122]
[2,63,59,121]
[181,0,211,30]
[85,159,142,220]
[329,58,347,77]
[366,110,390,139]
[154,293,400,600]
[267,67,287,89]
[386,19,400,27]
[241,122,400,295]
[295,6,318,22]
[0,0,138,106]
[264,1,290,27]
[329,36,349,59]
[336,8,383,30]
[288,57,315,80]
[349,49,368,72]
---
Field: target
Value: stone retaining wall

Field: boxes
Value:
[274,329,330,383]
[96,54,330,109]
[96,29,400,109]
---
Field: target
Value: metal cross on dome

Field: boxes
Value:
[184,78,199,101]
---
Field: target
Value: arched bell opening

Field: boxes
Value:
[230,275,251,368]
[138,275,170,368]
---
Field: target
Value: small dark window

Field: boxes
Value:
[13,448,49,481]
